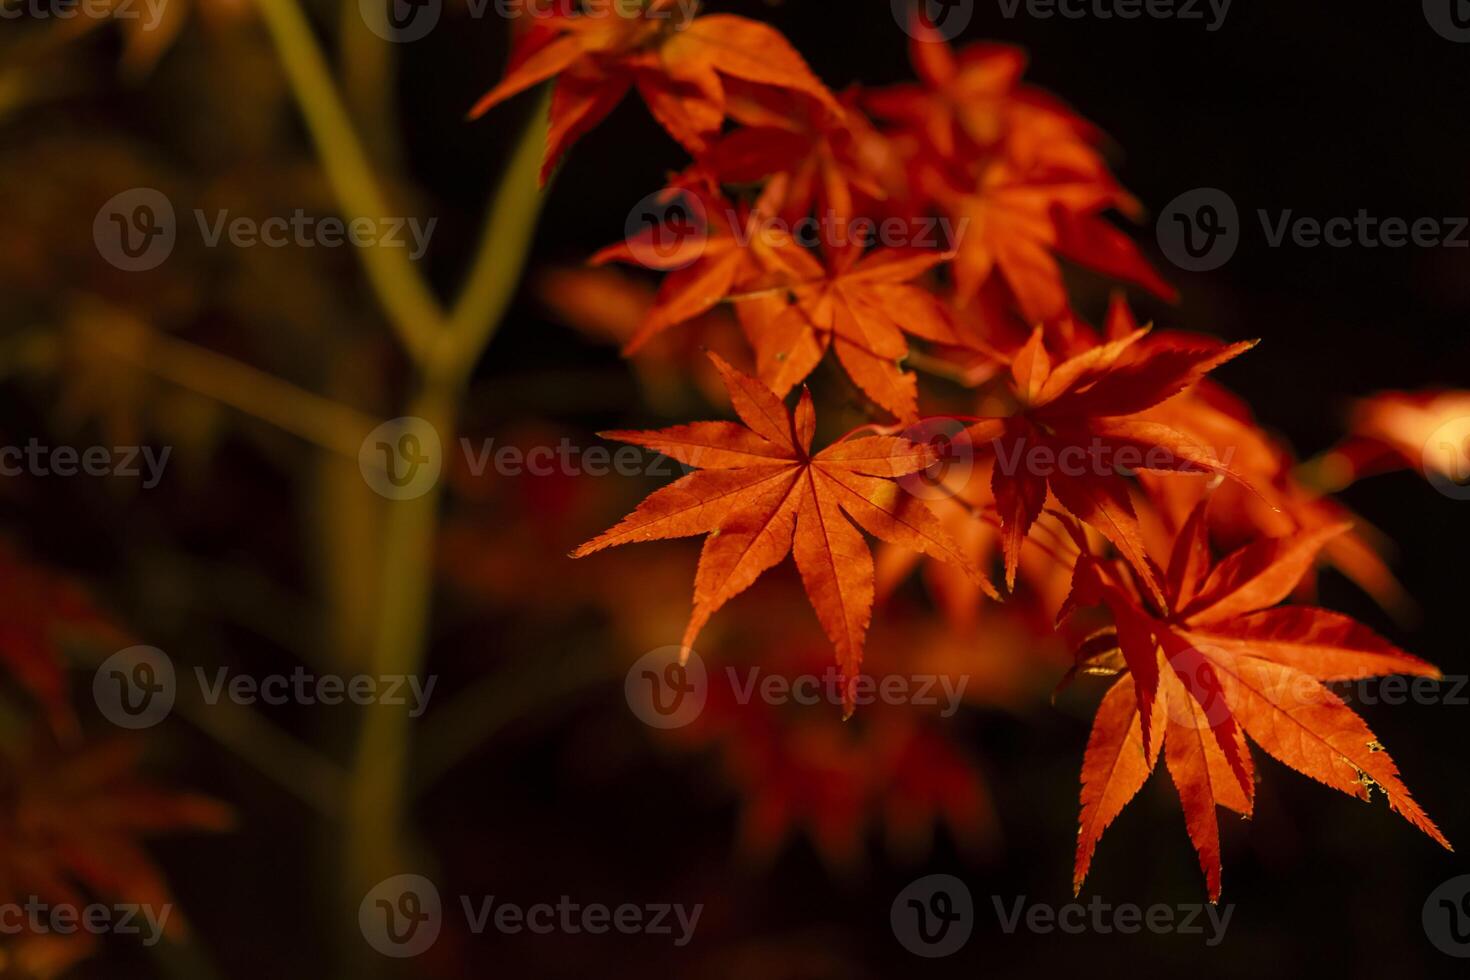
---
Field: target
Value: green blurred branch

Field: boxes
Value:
[413,643,616,795]
[93,323,377,458]
[431,93,551,385]
[177,683,348,819]
[244,3,554,974]
[253,0,443,365]
[339,0,400,169]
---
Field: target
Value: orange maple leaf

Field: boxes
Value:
[962,326,1257,604]
[735,246,963,422]
[1066,503,1449,901]
[572,353,995,714]
[468,2,841,182]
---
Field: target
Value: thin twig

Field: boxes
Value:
[94,321,378,458]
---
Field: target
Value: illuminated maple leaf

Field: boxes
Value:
[1066,504,1448,900]
[573,353,994,713]
[468,1,841,182]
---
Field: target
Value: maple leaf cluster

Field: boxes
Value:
[0,547,231,975]
[473,3,1458,898]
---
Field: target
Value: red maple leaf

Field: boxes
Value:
[962,325,1257,604]
[865,13,1175,319]
[468,1,841,182]
[572,353,995,713]
[1065,503,1450,900]
[689,84,892,227]
[733,246,963,422]
[0,733,232,970]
